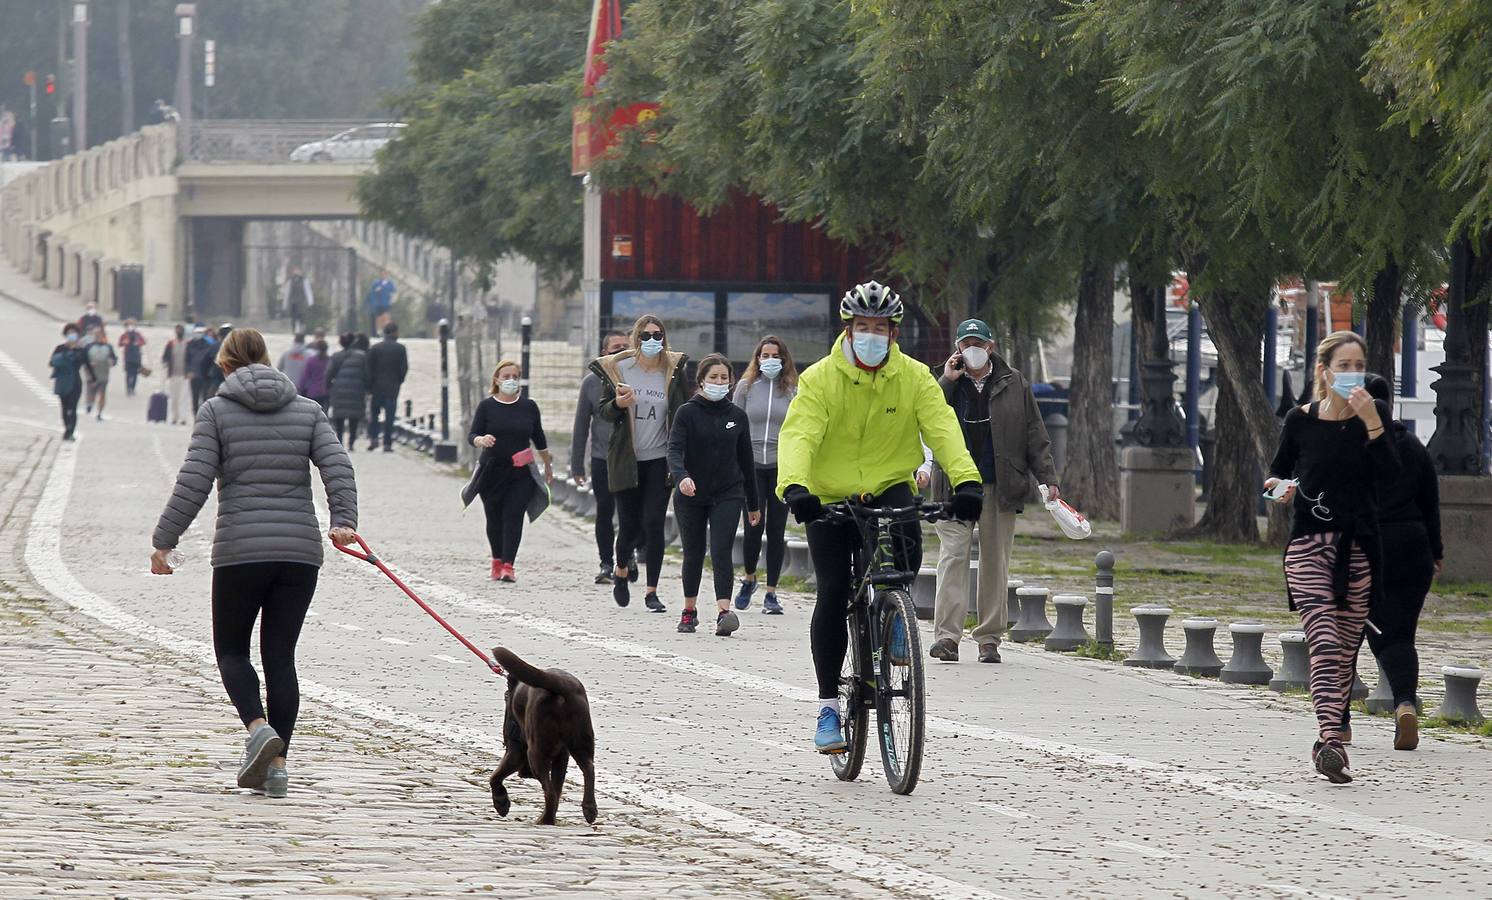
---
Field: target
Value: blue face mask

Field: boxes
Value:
[701,382,730,401]
[64,333,79,344]
[850,332,890,367]
[759,358,783,379]
[640,338,664,359]
[1330,371,1364,399]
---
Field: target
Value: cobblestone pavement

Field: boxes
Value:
[3,284,1492,899]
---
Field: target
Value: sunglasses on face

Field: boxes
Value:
[640,331,665,341]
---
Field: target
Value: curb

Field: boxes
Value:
[0,285,72,324]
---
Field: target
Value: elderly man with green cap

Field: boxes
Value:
[927,318,1060,663]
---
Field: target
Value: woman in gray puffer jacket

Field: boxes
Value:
[151,328,358,799]
[326,331,370,450]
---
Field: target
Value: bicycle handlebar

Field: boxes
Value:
[821,497,951,525]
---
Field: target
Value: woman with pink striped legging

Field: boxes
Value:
[1266,332,1399,784]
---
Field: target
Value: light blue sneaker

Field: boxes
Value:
[814,708,846,753]
[263,766,288,799]
[734,579,757,610]
[889,616,909,666]
[236,724,284,789]
[762,592,783,615]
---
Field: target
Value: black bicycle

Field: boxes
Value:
[820,497,948,795]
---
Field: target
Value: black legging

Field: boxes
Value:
[211,561,318,757]
[125,364,141,395]
[742,465,787,584]
[592,457,616,568]
[806,482,921,698]
[190,377,210,414]
[614,457,670,585]
[677,494,743,600]
[480,468,536,562]
[334,417,362,448]
[1366,522,1434,708]
[58,385,81,438]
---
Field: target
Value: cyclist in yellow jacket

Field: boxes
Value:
[777,281,984,752]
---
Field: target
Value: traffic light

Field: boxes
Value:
[44,74,55,95]
[23,70,36,87]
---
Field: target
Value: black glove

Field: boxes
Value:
[949,481,984,523]
[783,484,824,524]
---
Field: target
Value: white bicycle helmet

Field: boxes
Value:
[839,280,904,324]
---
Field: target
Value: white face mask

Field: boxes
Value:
[701,382,730,401]
[499,379,520,396]
[759,358,783,379]
[961,346,990,370]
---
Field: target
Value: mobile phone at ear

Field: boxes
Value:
[952,356,964,370]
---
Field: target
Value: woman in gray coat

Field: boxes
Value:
[151,328,358,799]
[326,331,371,450]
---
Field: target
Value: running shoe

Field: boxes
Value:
[644,591,666,613]
[595,563,613,585]
[500,564,516,584]
[263,766,288,799]
[888,615,909,665]
[237,724,284,789]
[814,708,846,753]
[613,575,630,608]
[734,579,757,610]
[1395,703,1419,751]
[490,560,502,581]
[1312,739,1352,784]
[677,608,698,633]
[716,609,740,637]
[762,592,783,615]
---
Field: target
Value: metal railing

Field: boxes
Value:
[186,120,372,163]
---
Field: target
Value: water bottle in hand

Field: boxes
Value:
[166,549,187,569]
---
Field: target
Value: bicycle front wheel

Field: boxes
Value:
[830,607,870,782]
[874,587,925,794]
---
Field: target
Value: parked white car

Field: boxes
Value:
[289,123,405,162]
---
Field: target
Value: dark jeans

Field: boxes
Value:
[58,385,81,438]
[1365,522,1434,709]
[676,494,744,601]
[125,364,141,395]
[591,457,616,568]
[480,468,536,562]
[211,562,318,757]
[614,457,671,586]
[806,482,921,699]
[367,392,399,449]
[334,417,362,448]
[742,465,787,584]
[190,376,209,414]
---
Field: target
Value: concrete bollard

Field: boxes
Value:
[731,530,746,567]
[1123,606,1176,669]
[1044,595,1090,651]
[967,559,980,616]
[1173,617,1224,677]
[1006,579,1024,631]
[1219,622,1273,685]
[578,486,597,517]
[1350,670,1370,702]
[663,510,679,546]
[911,567,937,621]
[1094,551,1115,649]
[1010,587,1053,643]
[1269,632,1310,692]
[784,539,811,578]
[1437,666,1485,725]
[1364,657,1395,715]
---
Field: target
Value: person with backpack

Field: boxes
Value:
[365,322,409,452]
[49,323,87,441]
[118,319,148,397]
[732,336,798,615]
[83,326,118,420]
[326,332,370,449]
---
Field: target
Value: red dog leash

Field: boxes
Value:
[336,535,504,676]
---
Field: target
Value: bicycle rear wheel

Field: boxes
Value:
[874,587,925,794]
[830,607,870,781]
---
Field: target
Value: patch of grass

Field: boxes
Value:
[61,752,115,767]
[1419,715,1492,736]
[1072,641,1126,662]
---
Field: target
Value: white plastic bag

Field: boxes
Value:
[1039,484,1091,540]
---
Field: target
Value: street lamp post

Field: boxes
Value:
[71,2,88,152]
[174,4,196,160]
[434,318,458,463]
[1427,238,1483,476]
[520,315,533,400]
[1133,284,1187,448]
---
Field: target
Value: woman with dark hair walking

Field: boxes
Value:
[1265,331,1398,784]
[327,332,370,449]
[151,328,358,799]
[669,355,760,636]
[468,359,552,583]
[48,323,87,441]
[1362,373,1441,751]
[732,336,798,615]
[591,315,691,612]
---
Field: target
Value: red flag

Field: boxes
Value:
[573,0,658,174]
[581,0,622,98]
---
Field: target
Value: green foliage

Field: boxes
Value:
[357,0,589,288]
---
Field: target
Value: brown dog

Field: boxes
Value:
[489,646,598,825]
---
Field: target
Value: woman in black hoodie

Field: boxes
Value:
[668,355,760,637]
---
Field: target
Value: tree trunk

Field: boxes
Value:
[1190,373,1257,541]
[1365,259,1402,391]
[1062,261,1120,519]
[1130,270,1160,364]
[117,0,135,133]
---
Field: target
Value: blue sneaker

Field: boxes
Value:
[814,708,846,753]
[762,592,783,615]
[889,616,909,666]
[734,579,757,610]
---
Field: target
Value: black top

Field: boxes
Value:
[667,394,760,510]
[367,338,409,396]
[1268,400,1400,606]
[948,375,997,484]
[1378,422,1443,561]
[468,396,547,492]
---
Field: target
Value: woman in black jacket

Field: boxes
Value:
[326,332,370,449]
[1265,331,1398,784]
[48,323,87,441]
[668,355,760,636]
[469,359,551,583]
[1363,374,1441,751]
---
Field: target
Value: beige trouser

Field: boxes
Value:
[168,376,186,422]
[932,490,1017,647]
